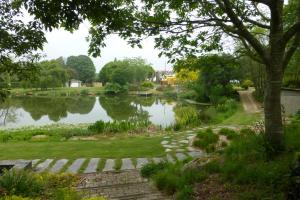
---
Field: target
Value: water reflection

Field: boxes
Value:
[0,95,177,128]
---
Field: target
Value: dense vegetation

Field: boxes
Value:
[66,55,96,84]
[0,170,105,200]
[142,122,300,200]
[99,58,155,94]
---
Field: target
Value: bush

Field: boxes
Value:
[141,162,207,199]
[104,83,128,95]
[0,170,44,197]
[241,79,254,89]
[80,89,89,96]
[219,128,239,140]
[140,81,154,89]
[88,120,105,133]
[193,128,219,152]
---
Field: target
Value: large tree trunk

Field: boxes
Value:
[264,64,285,152]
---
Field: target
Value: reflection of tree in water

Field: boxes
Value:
[8,96,96,122]
[0,98,17,125]
[65,97,96,114]
[99,95,151,121]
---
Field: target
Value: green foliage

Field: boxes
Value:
[218,128,238,140]
[140,162,167,178]
[241,79,254,90]
[0,170,44,197]
[140,81,154,89]
[80,89,89,96]
[141,161,207,200]
[104,83,128,95]
[0,170,80,199]
[99,58,154,85]
[173,105,200,128]
[66,55,96,83]
[193,128,219,152]
[88,120,151,133]
[175,54,240,104]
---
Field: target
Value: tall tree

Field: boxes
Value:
[0,0,46,100]
[22,0,300,152]
[66,55,96,83]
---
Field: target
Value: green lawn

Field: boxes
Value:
[0,136,165,159]
[220,105,262,125]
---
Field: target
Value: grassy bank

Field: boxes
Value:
[10,87,105,96]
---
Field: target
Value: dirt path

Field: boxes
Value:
[238,89,261,113]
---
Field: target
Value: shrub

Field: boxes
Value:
[241,79,254,89]
[140,81,154,89]
[218,128,239,140]
[80,89,89,96]
[141,162,167,178]
[141,162,207,199]
[88,120,105,133]
[0,170,44,197]
[193,128,219,152]
[104,83,128,95]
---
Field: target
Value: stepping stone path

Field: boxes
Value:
[121,158,135,170]
[35,159,53,172]
[103,159,115,172]
[176,153,187,161]
[50,159,68,173]
[166,154,175,163]
[67,158,85,173]
[136,158,149,169]
[84,158,100,173]
[152,157,164,164]
[31,159,40,166]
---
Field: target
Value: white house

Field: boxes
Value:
[68,79,82,88]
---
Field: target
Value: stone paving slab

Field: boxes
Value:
[84,158,100,173]
[166,154,175,163]
[35,159,53,172]
[152,157,164,164]
[188,151,203,158]
[136,158,149,169]
[50,159,68,173]
[103,159,115,172]
[67,158,86,173]
[120,158,135,170]
[176,153,187,161]
[31,159,40,166]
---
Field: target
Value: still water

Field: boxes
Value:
[0,96,178,129]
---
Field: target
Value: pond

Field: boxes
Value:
[0,95,184,129]
[281,89,300,116]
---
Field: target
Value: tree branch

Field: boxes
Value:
[281,22,300,46]
[283,32,300,69]
[241,16,270,29]
[218,0,269,64]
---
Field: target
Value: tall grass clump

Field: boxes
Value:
[193,128,219,152]
[88,119,151,133]
[141,161,207,200]
[166,105,201,131]
[218,128,239,140]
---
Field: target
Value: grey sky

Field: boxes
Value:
[42,24,172,73]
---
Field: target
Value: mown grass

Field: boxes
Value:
[219,105,261,125]
[0,136,165,159]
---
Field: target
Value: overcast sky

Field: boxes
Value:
[42,23,172,73]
